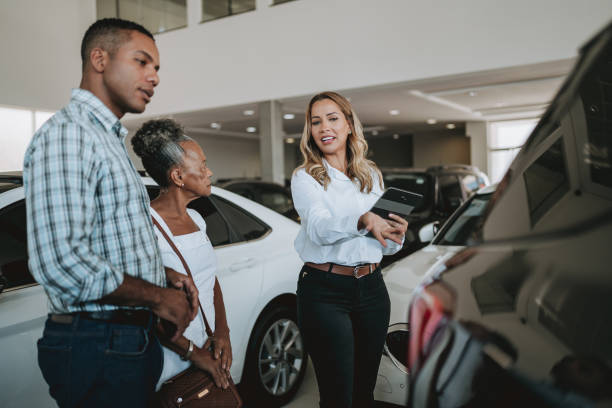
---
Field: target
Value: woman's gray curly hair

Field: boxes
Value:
[131,118,192,187]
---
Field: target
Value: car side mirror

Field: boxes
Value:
[384,323,410,375]
[418,221,440,243]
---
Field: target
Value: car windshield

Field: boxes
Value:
[382,172,432,212]
[436,192,493,245]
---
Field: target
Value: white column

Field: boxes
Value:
[259,100,285,185]
[466,121,489,178]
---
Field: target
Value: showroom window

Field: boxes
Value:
[97,0,187,34]
[488,119,538,183]
[0,106,54,172]
[202,0,255,22]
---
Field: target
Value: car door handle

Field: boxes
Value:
[229,257,257,272]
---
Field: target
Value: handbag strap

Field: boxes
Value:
[152,216,214,339]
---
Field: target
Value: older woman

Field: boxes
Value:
[291,91,408,408]
[132,119,232,391]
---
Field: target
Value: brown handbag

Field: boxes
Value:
[152,217,243,408]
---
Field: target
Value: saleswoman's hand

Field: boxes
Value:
[203,329,233,374]
[359,212,408,247]
[384,213,409,243]
[191,347,230,389]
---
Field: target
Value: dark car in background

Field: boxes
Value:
[216,179,299,222]
[380,165,489,265]
[401,20,612,408]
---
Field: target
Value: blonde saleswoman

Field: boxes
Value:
[291,91,408,408]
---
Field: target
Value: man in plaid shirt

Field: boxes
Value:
[23,18,198,408]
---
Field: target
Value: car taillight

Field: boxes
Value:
[408,280,456,374]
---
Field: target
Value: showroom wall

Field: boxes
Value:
[412,132,470,168]
[2,0,612,116]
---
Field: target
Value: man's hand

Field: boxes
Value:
[152,287,193,342]
[203,328,233,374]
[191,347,230,389]
[165,267,199,320]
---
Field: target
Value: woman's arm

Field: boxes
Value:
[291,171,363,245]
[208,277,232,374]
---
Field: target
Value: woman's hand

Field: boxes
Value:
[191,347,230,389]
[203,329,233,374]
[359,212,408,247]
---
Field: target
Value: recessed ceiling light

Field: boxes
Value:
[286,137,295,144]
[283,113,295,120]
[371,130,379,136]
[468,91,477,97]
[389,109,400,116]
[392,134,400,140]
[426,118,437,125]
[446,123,456,129]
[246,126,257,133]
[243,109,255,116]
[210,122,221,129]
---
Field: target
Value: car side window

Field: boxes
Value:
[187,196,231,247]
[225,183,257,201]
[258,185,293,215]
[211,196,270,242]
[0,200,35,291]
[437,175,464,214]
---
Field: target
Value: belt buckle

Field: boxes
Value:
[353,266,361,279]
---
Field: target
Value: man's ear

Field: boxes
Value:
[89,47,108,73]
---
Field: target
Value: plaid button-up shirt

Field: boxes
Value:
[23,88,165,313]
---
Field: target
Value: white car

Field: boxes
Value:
[0,174,307,407]
[374,184,496,406]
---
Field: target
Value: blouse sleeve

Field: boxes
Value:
[291,170,365,246]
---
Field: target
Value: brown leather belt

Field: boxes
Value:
[50,310,153,329]
[305,262,379,278]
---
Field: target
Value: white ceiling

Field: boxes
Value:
[124,58,575,141]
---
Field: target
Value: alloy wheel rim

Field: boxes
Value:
[257,318,304,396]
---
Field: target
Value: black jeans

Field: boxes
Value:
[37,314,163,408]
[297,264,390,408]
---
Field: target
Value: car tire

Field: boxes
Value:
[241,304,308,407]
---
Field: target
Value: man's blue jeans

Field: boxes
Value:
[37,313,163,408]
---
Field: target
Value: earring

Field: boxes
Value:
[180,183,184,188]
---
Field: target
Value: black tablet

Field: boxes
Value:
[370,187,423,220]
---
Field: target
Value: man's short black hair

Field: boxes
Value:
[81,18,154,70]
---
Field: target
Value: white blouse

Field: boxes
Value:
[291,160,403,266]
[151,207,217,389]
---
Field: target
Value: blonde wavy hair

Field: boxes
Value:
[296,91,382,193]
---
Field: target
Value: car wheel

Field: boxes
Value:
[241,304,307,407]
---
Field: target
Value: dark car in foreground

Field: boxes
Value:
[400,20,612,408]
[380,165,489,266]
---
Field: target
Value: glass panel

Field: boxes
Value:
[437,175,463,214]
[211,196,269,242]
[489,120,537,149]
[0,201,34,290]
[489,147,522,183]
[97,0,187,34]
[230,0,255,14]
[439,194,492,246]
[202,0,255,22]
[579,44,612,190]
[523,137,569,225]
[34,111,54,132]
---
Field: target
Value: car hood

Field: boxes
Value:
[383,244,463,325]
